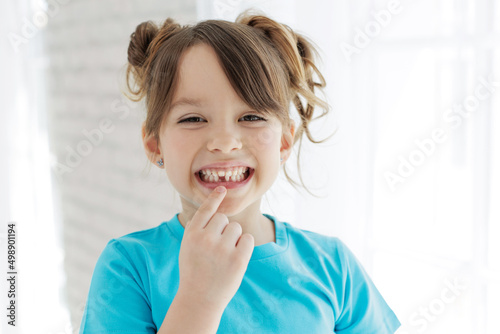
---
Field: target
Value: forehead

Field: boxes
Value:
[170,44,250,112]
[170,97,203,110]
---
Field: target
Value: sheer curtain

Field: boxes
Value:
[198,1,499,333]
[368,0,498,332]
[0,1,70,333]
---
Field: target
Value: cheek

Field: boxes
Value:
[251,124,282,150]
[164,131,197,154]
[162,132,197,177]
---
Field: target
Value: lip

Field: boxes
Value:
[195,167,254,190]
[195,161,253,173]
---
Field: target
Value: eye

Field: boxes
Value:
[178,117,205,123]
[178,114,267,123]
[241,114,267,122]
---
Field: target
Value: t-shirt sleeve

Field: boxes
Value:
[333,239,401,334]
[79,239,156,334]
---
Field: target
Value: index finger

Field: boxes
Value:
[186,186,227,230]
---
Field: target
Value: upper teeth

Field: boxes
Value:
[200,167,248,176]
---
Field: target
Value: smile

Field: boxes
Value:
[195,168,254,189]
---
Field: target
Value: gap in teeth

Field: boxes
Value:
[199,167,249,183]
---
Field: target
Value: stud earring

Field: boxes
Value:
[157,158,164,167]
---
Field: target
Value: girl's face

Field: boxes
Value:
[144,43,294,216]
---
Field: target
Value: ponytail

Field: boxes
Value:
[125,18,181,102]
[236,11,333,146]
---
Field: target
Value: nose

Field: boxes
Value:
[206,122,243,153]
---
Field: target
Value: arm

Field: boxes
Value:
[157,289,224,334]
[79,240,157,334]
[334,239,401,333]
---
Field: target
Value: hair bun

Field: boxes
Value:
[127,21,160,68]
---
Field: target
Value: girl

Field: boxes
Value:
[79,9,401,334]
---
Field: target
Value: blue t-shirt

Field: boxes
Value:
[79,213,400,333]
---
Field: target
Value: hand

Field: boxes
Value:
[176,186,255,313]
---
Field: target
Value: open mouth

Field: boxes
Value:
[195,168,254,189]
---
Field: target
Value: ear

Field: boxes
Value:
[280,122,295,162]
[142,122,162,164]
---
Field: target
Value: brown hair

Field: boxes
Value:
[124,9,335,197]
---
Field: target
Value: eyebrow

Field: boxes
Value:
[170,97,252,112]
[170,97,204,110]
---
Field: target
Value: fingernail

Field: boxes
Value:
[216,186,226,193]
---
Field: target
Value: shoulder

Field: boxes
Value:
[100,222,171,260]
[283,222,346,249]
[114,222,169,245]
[91,222,173,282]
[282,222,351,263]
